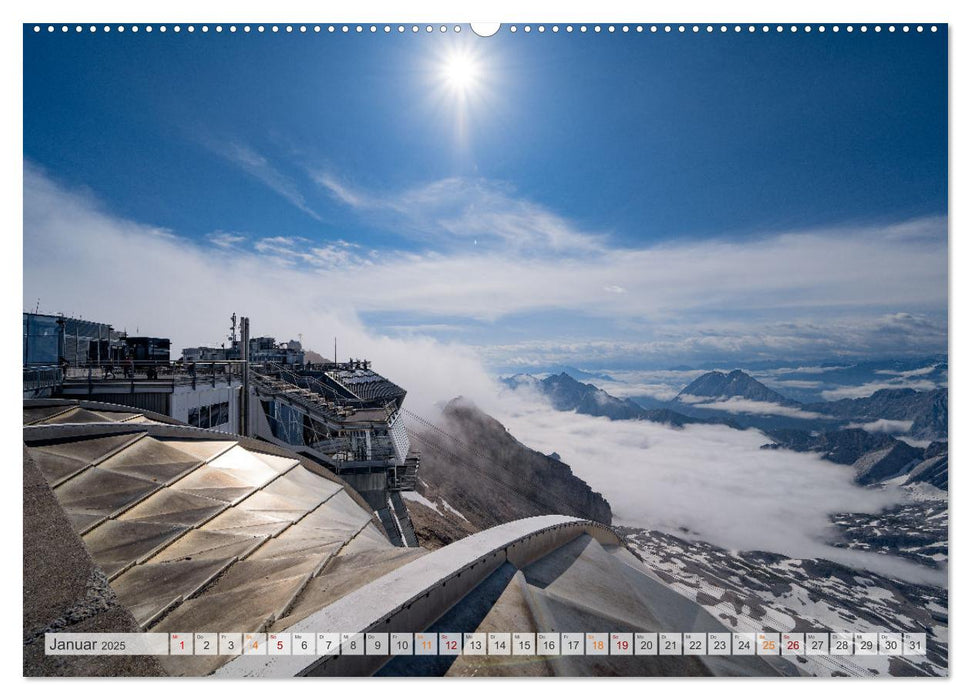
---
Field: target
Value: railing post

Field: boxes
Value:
[241,317,250,437]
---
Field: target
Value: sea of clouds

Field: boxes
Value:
[485,386,944,585]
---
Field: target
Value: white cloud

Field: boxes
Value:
[253,235,307,258]
[756,365,854,376]
[215,169,947,365]
[471,312,946,367]
[313,177,946,337]
[385,323,469,335]
[206,141,321,220]
[898,437,933,449]
[821,379,940,401]
[685,397,826,420]
[315,174,608,255]
[594,382,683,403]
[874,365,940,378]
[485,391,941,584]
[846,419,915,434]
[764,379,824,389]
[312,172,370,208]
[248,235,367,269]
[207,231,247,248]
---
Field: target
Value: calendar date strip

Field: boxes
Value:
[46,631,927,657]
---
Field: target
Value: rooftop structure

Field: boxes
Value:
[182,337,304,367]
[48,361,245,434]
[124,337,171,364]
[23,311,421,548]
[23,312,171,368]
[24,312,126,367]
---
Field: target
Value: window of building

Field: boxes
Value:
[188,400,231,429]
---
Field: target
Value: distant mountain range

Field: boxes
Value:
[502,372,723,428]
[546,365,616,382]
[672,370,947,442]
[502,367,948,492]
[805,388,947,440]
[761,428,947,489]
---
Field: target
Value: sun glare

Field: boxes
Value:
[430,45,492,146]
[442,51,479,92]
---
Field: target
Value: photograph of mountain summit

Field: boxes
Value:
[23,18,946,679]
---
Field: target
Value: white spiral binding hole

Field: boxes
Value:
[31,24,940,35]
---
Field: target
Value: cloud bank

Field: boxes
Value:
[821,378,940,401]
[488,389,941,585]
[311,175,946,332]
[26,162,947,370]
[846,419,915,434]
[24,158,949,391]
[681,397,826,420]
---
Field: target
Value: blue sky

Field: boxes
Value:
[23,25,948,372]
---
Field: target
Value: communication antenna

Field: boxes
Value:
[229,312,238,344]
[334,337,337,364]
[33,298,40,314]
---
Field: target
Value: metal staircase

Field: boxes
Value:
[375,505,404,547]
[389,491,419,547]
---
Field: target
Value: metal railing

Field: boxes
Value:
[249,368,348,422]
[60,360,246,389]
[259,362,368,408]
[23,365,63,395]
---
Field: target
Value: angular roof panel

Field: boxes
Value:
[23,398,410,677]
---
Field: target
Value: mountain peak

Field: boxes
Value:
[677,369,798,406]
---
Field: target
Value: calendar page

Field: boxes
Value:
[20,0,950,686]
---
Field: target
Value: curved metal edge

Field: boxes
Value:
[215,515,620,678]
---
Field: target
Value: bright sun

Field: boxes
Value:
[432,46,489,142]
[442,52,479,92]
